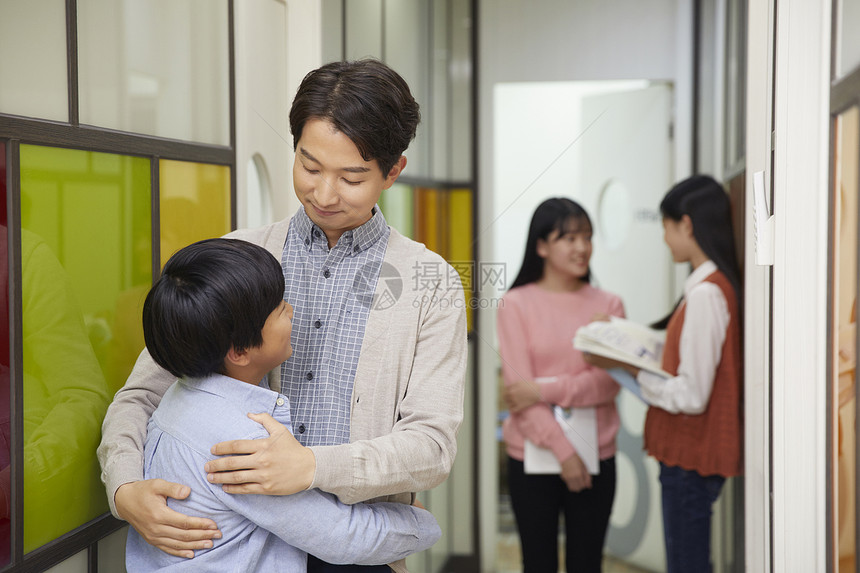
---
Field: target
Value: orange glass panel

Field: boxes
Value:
[414,187,445,257]
[832,107,858,572]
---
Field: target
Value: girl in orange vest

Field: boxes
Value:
[588,175,743,572]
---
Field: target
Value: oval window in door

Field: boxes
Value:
[597,178,633,251]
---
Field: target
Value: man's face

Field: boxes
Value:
[293,119,404,247]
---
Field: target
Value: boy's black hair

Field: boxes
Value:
[289,59,421,176]
[142,238,285,379]
[510,197,594,289]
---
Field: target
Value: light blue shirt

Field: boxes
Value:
[125,374,440,572]
[279,207,389,447]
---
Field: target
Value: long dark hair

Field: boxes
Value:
[652,175,742,329]
[510,197,593,289]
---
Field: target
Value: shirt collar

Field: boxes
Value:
[293,207,315,250]
[180,373,280,413]
[350,206,387,255]
[293,205,388,255]
[684,259,718,297]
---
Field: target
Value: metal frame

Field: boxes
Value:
[0,0,237,570]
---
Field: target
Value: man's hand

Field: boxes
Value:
[560,453,592,492]
[115,479,221,558]
[503,379,542,413]
[205,412,316,495]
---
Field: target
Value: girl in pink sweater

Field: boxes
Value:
[498,198,624,573]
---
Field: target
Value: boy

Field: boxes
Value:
[126,238,440,571]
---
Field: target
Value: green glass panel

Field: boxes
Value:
[379,183,414,239]
[19,145,152,552]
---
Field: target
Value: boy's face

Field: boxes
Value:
[293,118,405,247]
[249,300,294,372]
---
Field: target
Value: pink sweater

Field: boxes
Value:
[497,283,624,464]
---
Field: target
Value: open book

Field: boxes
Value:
[573,316,670,377]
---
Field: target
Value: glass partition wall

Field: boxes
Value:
[0,1,235,570]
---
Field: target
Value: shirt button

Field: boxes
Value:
[314,320,322,329]
[276,398,285,406]
[298,424,306,434]
[353,245,360,253]
[306,372,314,380]
[304,238,309,245]
[313,230,320,238]
[323,269,330,278]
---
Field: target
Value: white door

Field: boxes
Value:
[580,84,675,323]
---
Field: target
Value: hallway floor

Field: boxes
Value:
[495,531,654,573]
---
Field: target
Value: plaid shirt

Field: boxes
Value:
[279,207,389,447]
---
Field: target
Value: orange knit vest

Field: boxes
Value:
[643,270,743,477]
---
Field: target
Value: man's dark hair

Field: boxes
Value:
[142,238,285,379]
[289,59,420,175]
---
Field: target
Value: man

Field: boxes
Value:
[97,59,467,573]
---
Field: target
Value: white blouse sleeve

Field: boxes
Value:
[637,282,730,414]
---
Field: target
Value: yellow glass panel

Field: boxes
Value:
[19,145,151,552]
[159,159,231,265]
[448,189,473,331]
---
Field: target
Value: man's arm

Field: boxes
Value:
[97,349,221,557]
[206,263,468,503]
[97,349,171,512]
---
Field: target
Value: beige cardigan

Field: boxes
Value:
[97,218,467,571]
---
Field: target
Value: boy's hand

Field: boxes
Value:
[114,479,221,558]
[205,412,316,495]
